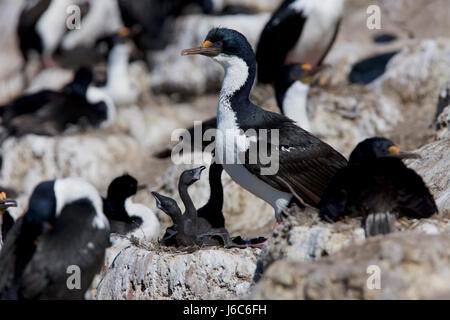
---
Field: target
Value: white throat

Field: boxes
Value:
[283,81,311,131]
[213,54,249,109]
[103,43,139,105]
[107,44,130,87]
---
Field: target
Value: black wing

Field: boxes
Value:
[19,200,108,300]
[318,167,351,222]
[0,216,24,299]
[242,110,348,208]
[1,90,61,124]
[396,167,438,218]
[256,0,306,83]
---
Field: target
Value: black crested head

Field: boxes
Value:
[182,28,256,103]
[107,174,138,204]
[24,180,57,226]
[206,28,254,60]
[180,166,206,187]
[182,28,256,70]
[151,192,182,218]
[349,137,420,164]
[63,66,93,97]
[349,137,396,163]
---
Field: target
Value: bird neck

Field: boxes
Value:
[178,182,197,217]
[206,164,223,212]
[281,81,311,131]
[105,194,130,221]
[107,44,130,87]
[216,54,256,112]
[85,86,116,127]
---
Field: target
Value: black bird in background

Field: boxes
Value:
[0,67,115,140]
[118,0,212,55]
[319,137,438,237]
[256,0,344,84]
[103,174,146,235]
[0,178,110,300]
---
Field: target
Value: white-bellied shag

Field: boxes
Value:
[182,28,348,223]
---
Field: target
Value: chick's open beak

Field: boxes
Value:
[151,192,162,209]
[182,41,221,57]
[193,166,206,181]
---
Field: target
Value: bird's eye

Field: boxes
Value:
[214,41,223,48]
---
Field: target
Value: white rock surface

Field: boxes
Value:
[95,244,260,300]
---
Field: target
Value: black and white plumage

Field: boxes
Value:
[0,178,110,300]
[103,174,160,241]
[274,63,327,131]
[154,64,326,158]
[182,28,347,223]
[0,192,18,248]
[0,67,115,139]
[98,40,139,106]
[256,0,343,84]
[17,0,51,63]
[60,0,124,53]
[319,137,438,237]
[17,0,73,66]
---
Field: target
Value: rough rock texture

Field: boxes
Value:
[251,233,450,300]
[407,139,450,215]
[94,242,260,300]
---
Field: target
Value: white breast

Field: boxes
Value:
[283,81,311,131]
[286,0,344,66]
[54,177,109,231]
[213,54,292,213]
[124,198,161,241]
[36,0,74,55]
[103,44,139,106]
